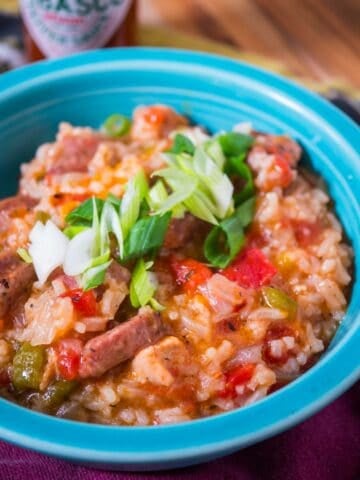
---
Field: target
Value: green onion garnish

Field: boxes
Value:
[120,169,149,238]
[129,259,157,308]
[204,197,255,268]
[123,212,171,261]
[218,132,254,156]
[65,198,104,227]
[169,133,195,155]
[102,114,131,138]
[17,247,32,264]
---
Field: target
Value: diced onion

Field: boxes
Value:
[63,228,95,276]
[28,220,69,285]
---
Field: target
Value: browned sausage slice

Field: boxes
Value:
[0,252,36,318]
[163,214,201,250]
[79,307,165,378]
[47,127,101,175]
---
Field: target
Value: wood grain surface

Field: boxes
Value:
[1,0,359,87]
[139,0,360,88]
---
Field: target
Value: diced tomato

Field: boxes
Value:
[292,220,321,247]
[170,257,212,294]
[55,338,83,381]
[222,248,277,289]
[274,155,293,188]
[219,363,255,398]
[143,106,169,125]
[61,288,97,317]
[262,324,295,366]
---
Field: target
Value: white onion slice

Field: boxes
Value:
[28,220,69,285]
[63,228,95,276]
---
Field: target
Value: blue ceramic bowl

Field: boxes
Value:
[0,48,359,471]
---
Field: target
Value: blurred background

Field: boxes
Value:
[0,0,359,97]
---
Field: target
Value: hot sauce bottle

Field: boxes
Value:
[20,0,136,61]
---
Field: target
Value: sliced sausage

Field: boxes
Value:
[0,252,36,318]
[47,124,101,175]
[79,307,165,378]
[163,214,202,250]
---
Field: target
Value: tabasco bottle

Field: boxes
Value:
[20,0,136,61]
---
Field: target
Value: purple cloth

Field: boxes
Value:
[0,383,359,480]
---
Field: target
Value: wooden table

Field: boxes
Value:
[139,0,360,89]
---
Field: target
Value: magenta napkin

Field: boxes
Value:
[0,382,358,480]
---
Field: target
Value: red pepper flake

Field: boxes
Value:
[170,257,212,294]
[55,338,83,381]
[219,363,255,399]
[222,248,277,289]
[61,288,98,317]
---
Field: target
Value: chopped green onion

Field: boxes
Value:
[102,114,131,138]
[233,196,256,228]
[169,133,195,155]
[152,181,196,216]
[154,165,196,191]
[123,212,171,261]
[90,251,111,268]
[65,198,104,227]
[204,197,255,268]
[193,145,234,218]
[147,180,168,211]
[262,286,297,319]
[106,193,122,209]
[121,169,149,238]
[17,248,32,264]
[205,139,226,170]
[149,297,165,311]
[225,153,246,175]
[218,132,254,156]
[91,197,101,258]
[204,216,245,269]
[63,225,87,239]
[184,190,218,225]
[82,259,112,291]
[129,259,157,308]
[228,159,255,205]
[100,200,123,257]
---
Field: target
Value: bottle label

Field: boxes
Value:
[20,0,132,58]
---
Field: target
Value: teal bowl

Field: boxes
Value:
[0,48,359,471]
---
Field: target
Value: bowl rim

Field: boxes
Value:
[0,47,359,466]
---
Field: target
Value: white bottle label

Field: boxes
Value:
[20,0,132,58]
